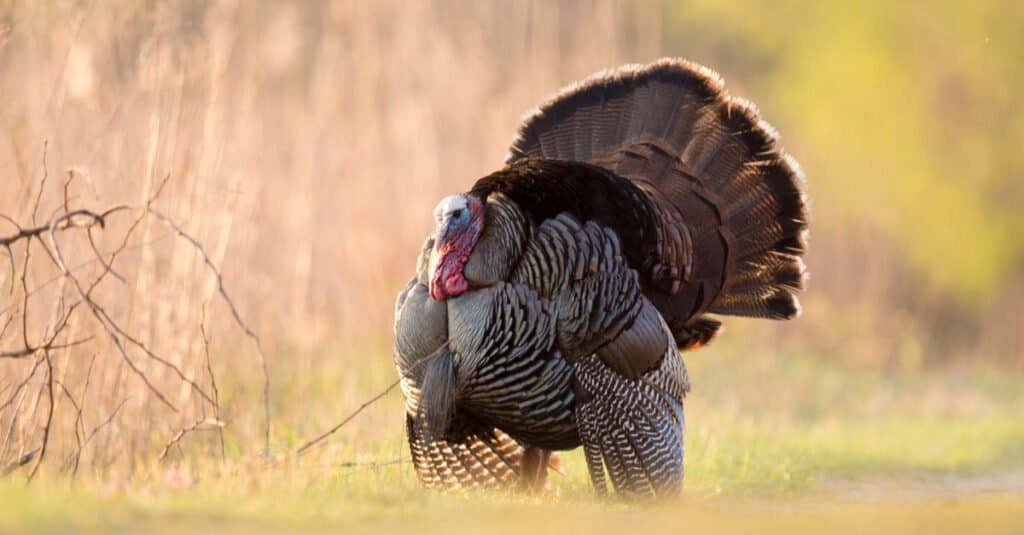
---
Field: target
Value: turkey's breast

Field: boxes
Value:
[395,274,580,450]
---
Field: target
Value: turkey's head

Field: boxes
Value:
[429,193,484,301]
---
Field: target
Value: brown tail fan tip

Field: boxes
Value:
[506,57,809,323]
[506,58,727,163]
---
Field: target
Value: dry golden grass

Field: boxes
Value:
[0,0,673,480]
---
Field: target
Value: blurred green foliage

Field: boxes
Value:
[662,0,1023,301]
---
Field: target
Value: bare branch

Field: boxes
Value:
[46,209,179,412]
[0,313,14,341]
[1,244,13,293]
[337,457,408,469]
[27,350,54,482]
[295,380,401,456]
[30,140,48,225]
[0,449,39,477]
[84,397,128,445]
[1,166,268,475]
[0,232,173,318]
[200,306,226,459]
[0,357,42,416]
[63,396,129,474]
[0,206,129,248]
[158,418,225,462]
[63,354,96,477]
[0,214,20,230]
[295,342,450,456]
[86,227,125,284]
[0,336,93,359]
[148,209,271,455]
[148,173,172,208]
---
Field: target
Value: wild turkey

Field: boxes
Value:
[393,58,807,497]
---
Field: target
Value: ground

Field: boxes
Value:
[5,335,1024,533]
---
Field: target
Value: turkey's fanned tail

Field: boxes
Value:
[504,58,808,345]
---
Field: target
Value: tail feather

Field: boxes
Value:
[510,59,726,164]
[574,350,686,498]
[406,414,528,490]
[693,98,779,187]
[728,253,806,294]
[600,430,633,495]
[578,411,610,497]
[507,58,808,335]
[673,317,722,351]
[712,286,802,320]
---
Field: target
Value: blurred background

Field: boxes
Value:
[0,0,1022,491]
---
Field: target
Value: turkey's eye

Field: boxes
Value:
[450,209,463,219]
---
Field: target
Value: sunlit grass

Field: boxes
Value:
[4,345,1023,533]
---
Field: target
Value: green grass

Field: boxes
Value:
[4,342,1024,533]
[3,475,1024,534]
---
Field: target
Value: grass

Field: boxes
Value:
[4,487,1024,534]
[4,340,1023,533]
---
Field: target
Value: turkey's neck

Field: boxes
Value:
[430,220,482,301]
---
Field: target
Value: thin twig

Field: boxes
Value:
[0,206,126,248]
[0,336,93,359]
[1,243,13,293]
[157,418,225,462]
[30,140,48,226]
[0,357,42,417]
[0,449,39,477]
[53,378,84,474]
[19,229,32,349]
[0,232,172,318]
[148,209,271,456]
[200,306,225,459]
[0,358,42,461]
[46,210,179,412]
[84,398,128,445]
[86,227,125,284]
[296,380,402,456]
[64,354,96,477]
[295,342,450,456]
[64,396,129,472]
[26,350,54,482]
[1,313,19,343]
[337,457,408,469]
[2,166,265,475]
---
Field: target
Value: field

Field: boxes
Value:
[1,1,1023,533]
[4,344,1024,532]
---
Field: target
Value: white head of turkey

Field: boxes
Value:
[394,58,808,498]
[427,193,484,301]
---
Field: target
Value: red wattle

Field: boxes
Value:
[430,250,470,300]
[429,195,484,301]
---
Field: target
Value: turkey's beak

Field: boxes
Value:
[415,344,456,442]
[427,220,451,300]
[427,220,448,269]
[432,216,458,252]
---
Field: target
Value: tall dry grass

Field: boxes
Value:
[0,0,668,479]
